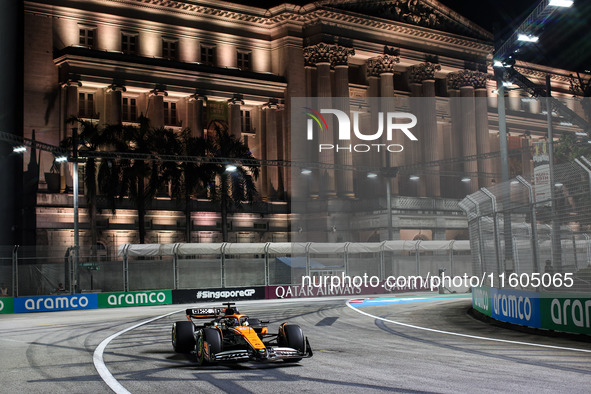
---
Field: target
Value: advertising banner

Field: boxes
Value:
[98,290,172,308]
[14,293,98,313]
[540,294,591,335]
[471,286,491,317]
[172,287,265,304]
[265,281,420,300]
[490,287,540,328]
[0,297,14,314]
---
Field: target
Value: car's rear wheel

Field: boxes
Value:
[172,321,195,353]
[279,324,304,362]
[196,328,222,365]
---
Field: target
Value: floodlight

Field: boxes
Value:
[549,0,573,7]
[517,34,539,43]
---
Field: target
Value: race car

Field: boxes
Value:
[171,302,313,365]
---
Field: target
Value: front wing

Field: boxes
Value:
[211,338,313,363]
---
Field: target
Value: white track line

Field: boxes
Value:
[346,299,591,354]
[93,310,183,394]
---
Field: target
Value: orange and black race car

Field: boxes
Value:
[171,302,313,365]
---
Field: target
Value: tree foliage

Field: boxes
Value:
[61,117,259,244]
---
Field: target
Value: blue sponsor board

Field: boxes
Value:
[14,293,98,313]
[490,287,541,328]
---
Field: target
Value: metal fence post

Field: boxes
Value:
[344,242,350,276]
[123,249,129,291]
[122,245,129,292]
[305,243,311,279]
[449,240,455,278]
[482,188,502,276]
[379,241,385,281]
[465,195,484,276]
[584,233,591,267]
[221,243,227,288]
[515,175,540,272]
[12,245,18,297]
[415,240,421,276]
[172,243,180,290]
[264,243,270,286]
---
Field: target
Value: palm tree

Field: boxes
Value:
[113,116,160,244]
[62,117,105,260]
[208,121,260,241]
[169,129,215,242]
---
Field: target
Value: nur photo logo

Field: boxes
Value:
[303,107,419,153]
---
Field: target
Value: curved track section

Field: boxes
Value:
[1,295,590,393]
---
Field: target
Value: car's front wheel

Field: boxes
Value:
[279,324,305,362]
[172,321,195,353]
[196,328,222,365]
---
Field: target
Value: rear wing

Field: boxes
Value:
[186,307,222,319]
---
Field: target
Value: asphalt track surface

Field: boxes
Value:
[1,294,591,393]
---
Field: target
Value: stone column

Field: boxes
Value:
[457,73,478,194]
[304,64,319,199]
[371,54,400,195]
[448,69,490,192]
[63,78,81,122]
[263,99,280,200]
[61,78,82,192]
[446,77,462,198]
[408,62,442,197]
[228,93,243,140]
[362,59,381,199]
[408,74,424,197]
[147,86,167,128]
[303,43,336,198]
[332,46,355,199]
[188,92,206,138]
[107,82,126,125]
[474,74,492,188]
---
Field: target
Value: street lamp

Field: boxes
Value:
[70,127,79,293]
[381,167,398,241]
[367,168,397,240]
[54,154,68,163]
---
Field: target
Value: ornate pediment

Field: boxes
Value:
[318,0,492,41]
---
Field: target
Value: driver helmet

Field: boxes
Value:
[225,317,239,327]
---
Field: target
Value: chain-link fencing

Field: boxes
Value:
[0,241,473,296]
[460,157,591,293]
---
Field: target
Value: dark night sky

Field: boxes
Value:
[235,0,591,72]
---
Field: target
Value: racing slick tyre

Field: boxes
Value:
[196,328,222,366]
[172,321,195,354]
[279,324,305,362]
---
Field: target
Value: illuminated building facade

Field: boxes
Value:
[22,0,586,252]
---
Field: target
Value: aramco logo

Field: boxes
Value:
[304,107,418,152]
